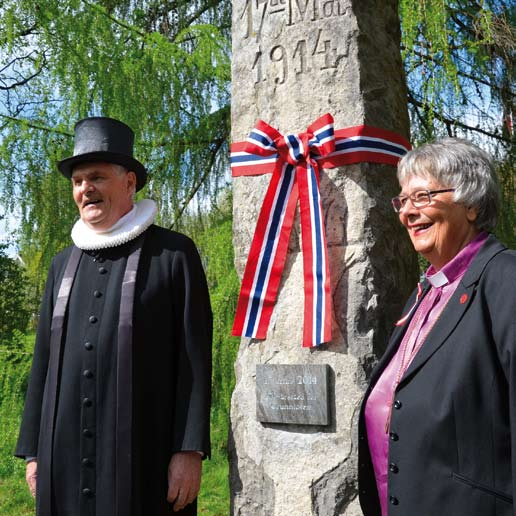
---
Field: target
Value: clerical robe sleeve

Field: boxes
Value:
[15,259,58,459]
[170,238,213,458]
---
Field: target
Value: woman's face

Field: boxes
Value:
[398,175,479,270]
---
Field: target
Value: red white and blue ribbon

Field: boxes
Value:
[231,114,411,347]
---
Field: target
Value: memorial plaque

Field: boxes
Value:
[256,364,330,425]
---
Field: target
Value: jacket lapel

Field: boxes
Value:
[399,282,475,384]
[399,234,506,386]
[369,282,431,387]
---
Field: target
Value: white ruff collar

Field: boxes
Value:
[71,199,157,250]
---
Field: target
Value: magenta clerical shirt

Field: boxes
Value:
[364,231,488,516]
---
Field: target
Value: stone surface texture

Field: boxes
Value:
[230,1,419,514]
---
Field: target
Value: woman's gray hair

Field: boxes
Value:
[397,137,499,231]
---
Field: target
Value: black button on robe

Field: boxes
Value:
[16,225,212,516]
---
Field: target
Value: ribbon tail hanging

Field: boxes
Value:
[297,161,332,347]
[232,163,298,340]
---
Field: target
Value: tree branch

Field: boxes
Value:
[0,53,48,91]
[80,0,147,37]
[168,136,225,229]
[408,92,512,144]
[0,23,38,46]
[403,45,516,98]
[182,0,223,30]
[0,114,72,137]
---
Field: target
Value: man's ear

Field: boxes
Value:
[127,171,137,194]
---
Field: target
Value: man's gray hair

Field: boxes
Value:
[110,163,136,200]
[397,137,499,232]
[111,163,129,175]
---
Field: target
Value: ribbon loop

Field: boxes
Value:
[274,113,336,166]
[276,133,310,165]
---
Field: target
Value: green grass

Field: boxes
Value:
[0,474,35,515]
[198,446,230,515]
[0,451,230,515]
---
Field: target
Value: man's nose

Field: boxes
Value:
[79,180,95,194]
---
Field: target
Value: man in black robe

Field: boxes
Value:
[15,117,212,516]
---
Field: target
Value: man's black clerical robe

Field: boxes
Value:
[15,225,212,516]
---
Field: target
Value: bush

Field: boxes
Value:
[187,194,241,452]
[0,247,30,347]
[0,342,33,478]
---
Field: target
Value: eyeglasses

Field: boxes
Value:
[391,188,456,213]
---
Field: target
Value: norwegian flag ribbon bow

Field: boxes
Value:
[231,113,411,348]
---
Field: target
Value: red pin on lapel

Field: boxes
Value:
[460,293,468,304]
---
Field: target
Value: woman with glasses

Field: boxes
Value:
[358,138,515,516]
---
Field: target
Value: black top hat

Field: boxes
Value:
[58,117,147,191]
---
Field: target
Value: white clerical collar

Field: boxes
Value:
[426,269,449,288]
[71,199,157,250]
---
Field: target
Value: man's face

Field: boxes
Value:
[72,162,136,231]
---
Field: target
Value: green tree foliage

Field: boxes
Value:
[0,240,31,480]
[182,191,240,451]
[400,0,515,142]
[400,0,516,245]
[0,245,30,346]
[0,347,32,478]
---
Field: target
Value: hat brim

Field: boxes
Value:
[58,151,147,192]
